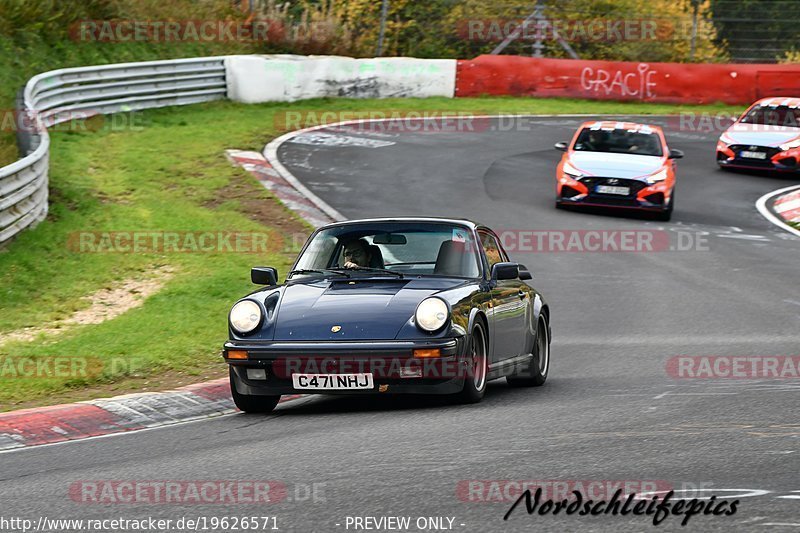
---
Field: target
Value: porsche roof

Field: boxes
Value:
[320,217,483,230]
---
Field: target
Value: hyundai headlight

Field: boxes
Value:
[562,161,583,179]
[229,300,263,334]
[719,132,735,145]
[645,168,668,185]
[780,138,800,151]
[415,297,450,332]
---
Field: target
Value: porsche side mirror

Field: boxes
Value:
[669,149,684,159]
[491,262,520,281]
[251,267,278,285]
[518,264,533,280]
[554,141,568,151]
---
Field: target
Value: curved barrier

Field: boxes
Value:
[456,55,800,104]
[0,57,227,244]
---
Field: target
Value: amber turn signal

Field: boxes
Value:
[413,348,441,358]
[226,350,249,360]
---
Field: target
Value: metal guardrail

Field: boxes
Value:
[0,57,228,245]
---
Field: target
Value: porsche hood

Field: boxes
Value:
[270,278,462,341]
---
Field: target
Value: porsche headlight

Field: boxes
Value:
[780,138,800,151]
[415,297,450,332]
[229,300,262,334]
[561,161,583,179]
[645,168,668,185]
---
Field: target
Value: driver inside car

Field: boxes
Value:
[342,238,373,269]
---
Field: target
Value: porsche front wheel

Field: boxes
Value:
[455,321,488,404]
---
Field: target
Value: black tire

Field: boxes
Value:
[454,321,489,404]
[229,367,281,413]
[507,316,550,387]
[654,195,674,222]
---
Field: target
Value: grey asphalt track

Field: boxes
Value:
[1,116,799,533]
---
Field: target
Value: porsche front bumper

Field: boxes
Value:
[224,338,469,395]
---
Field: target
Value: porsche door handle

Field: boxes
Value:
[518,290,526,299]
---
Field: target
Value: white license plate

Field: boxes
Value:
[291,373,374,390]
[740,150,766,160]
[596,185,630,195]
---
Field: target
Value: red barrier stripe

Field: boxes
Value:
[455,55,800,105]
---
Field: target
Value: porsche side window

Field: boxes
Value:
[479,232,506,268]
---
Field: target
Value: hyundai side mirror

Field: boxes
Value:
[251,267,278,286]
[669,149,684,159]
[554,141,568,151]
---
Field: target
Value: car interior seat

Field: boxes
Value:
[368,245,385,269]
[434,240,466,276]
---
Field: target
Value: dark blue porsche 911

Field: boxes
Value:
[223,218,551,413]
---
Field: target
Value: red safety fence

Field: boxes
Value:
[455,55,800,105]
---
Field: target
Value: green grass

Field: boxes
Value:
[0,96,744,410]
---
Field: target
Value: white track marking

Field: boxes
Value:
[756,184,800,238]
[637,488,771,500]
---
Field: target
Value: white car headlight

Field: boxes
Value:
[415,297,450,332]
[230,300,262,334]
[780,138,800,151]
[719,132,735,145]
[645,168,668,185]
[562,161,583,179]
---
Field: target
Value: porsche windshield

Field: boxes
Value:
[291,222,482,278]
[740,105,800,128]
[573,127,663,156]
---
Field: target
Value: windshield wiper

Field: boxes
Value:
[288,269,350,279]
[346,266,405,279]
